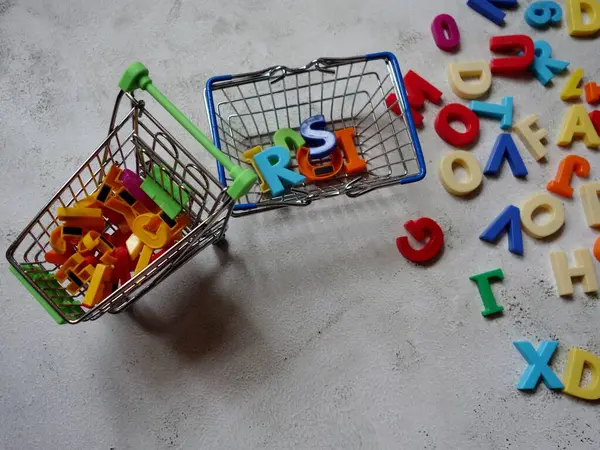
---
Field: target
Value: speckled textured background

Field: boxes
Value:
[1,0,599,448]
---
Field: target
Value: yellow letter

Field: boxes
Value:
[566,0,600,36]
[241,146,270,193]
[562,348,600,400]
[560,68,584,101]
[557,105,600,149]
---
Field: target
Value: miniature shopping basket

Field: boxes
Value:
[204,52,426,216]
[6,62,257,325]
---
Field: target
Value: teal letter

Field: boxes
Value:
[253,146,305,197]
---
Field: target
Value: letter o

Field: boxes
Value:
[520,192,565,239]
[439,151,483,196]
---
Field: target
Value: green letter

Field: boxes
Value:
[470,268,505,317]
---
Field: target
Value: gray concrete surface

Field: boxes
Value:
[1,0,600,448]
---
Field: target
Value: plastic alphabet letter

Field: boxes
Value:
[591,110,600,135]
[585,82,600,104]
[385,93,402,116]
[513,341,564,390]
[50,227,68,254]
[335,128,367,174]
[546,155,590,198]
[125,234,144,261]
[134,245,154,275]
[56,207,103,221]
[467,0,518,26]
[489,35,535,75]
[242,145,270,193]
[274,128,306,152]
[557,104,600,149]
[300,115,337,159]
[550,249,599,296]
[120,169,157,210]
[565,0,600,36]
[45,248,74,266]
[560,68,584,101]
[525,1,563,28]
[435,103,480,147]
[514,115,548,161]
[530,40,570,86]
[479,205,524,255]
[431,14,461,52]
[470,268,505,317]
[484,133,528,177]
[296,146,344,182]
[396,217,444,263]
[387,93,424,127]
[469,97,513,130]
[103,165,123,190]
[521,193,565,239]
[439,151,483,196]
[404,70,443,128]
[405,70,444,109]
[150,166,190,207]
[113,246,131,285]
[82,264,112,308]
[139,178,181,220]
[580,183,600,227]
[447,61,492,99]
[253,146,306,197]
[563,348,600,400]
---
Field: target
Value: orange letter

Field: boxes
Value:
[546,154,590,198]
[335,128,367,174]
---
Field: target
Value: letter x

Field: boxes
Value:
[513,341,564,390]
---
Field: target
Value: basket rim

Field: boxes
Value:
[203,51,426,216]
[6,91,234,324]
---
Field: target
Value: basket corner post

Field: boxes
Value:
[226,167,258,201]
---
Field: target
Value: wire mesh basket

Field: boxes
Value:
[6,63,256,324]
[204,52,426,216]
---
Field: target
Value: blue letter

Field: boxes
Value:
[525,1,562,29]
[467,0,518,26]
[480,205,524,255]
[253,146,306,197]
[530,40,569,86]
[484,133,528,178]
[470,96,513,130]
[300,115,336,159]
[513,341,564,390]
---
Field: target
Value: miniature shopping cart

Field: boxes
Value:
[204,52,426,216]
[6,62,257,324]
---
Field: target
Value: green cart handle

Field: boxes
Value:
[119,62,257,200]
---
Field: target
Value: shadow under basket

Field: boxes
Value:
[204,52,426,217]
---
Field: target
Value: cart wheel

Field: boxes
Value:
[213,235,228,249]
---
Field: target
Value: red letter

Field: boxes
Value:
[490,35,535,75]
[435,103,480,147]
[396,217,444,263]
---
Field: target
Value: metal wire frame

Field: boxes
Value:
[205,53,425,216]
[6,92,234,324]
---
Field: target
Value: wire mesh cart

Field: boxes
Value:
[204,52,426,216]
[6,62,257,324]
